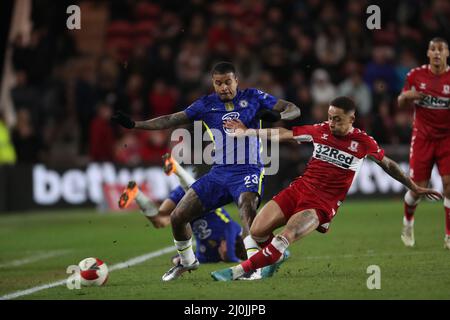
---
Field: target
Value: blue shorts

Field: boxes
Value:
[191,165,265,211]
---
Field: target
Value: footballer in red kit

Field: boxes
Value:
[273,122,385,233]
[211,96,442,281]
[398,37,450,249]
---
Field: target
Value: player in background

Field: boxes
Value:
[112,62,300,281]
[211,96,442,281]
[118,154,247,265]
[397,37,450,249]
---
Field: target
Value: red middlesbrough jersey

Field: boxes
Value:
[402,64,450,139]
[292,122,385,205]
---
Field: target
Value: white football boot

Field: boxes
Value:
[401,217,415,247]
[237,269,262,281]
[444,235,450,250]
[161,259,199,281]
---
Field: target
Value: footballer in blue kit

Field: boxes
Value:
[112,61,301,281]
[184,87,275,212]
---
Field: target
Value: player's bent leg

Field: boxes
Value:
[170,188,205,240]
[250,200,286,252]
[257,209,292,280]
[402,180,428,248]
[279,209,320,244]
[259,209,318,278]
[250,200,287,241]
[162,188,205,282]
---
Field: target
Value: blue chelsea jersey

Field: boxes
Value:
[184,88,278,167]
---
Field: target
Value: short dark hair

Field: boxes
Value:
[211,61,236,75]
[430,37,448,47]
[330,96,356,113]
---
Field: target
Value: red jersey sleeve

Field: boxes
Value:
[292,125,315,143]
[364,135,385,161]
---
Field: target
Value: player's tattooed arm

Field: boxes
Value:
[223,119,293,141]
[112,110,191,130]
[369,155,442,200]
[272,99,301,120]
[370,155,415,189]
[135,111,191,130]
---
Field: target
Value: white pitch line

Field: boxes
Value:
[0,250,71,268]
[0,245,177,300]
[1,248,441,300]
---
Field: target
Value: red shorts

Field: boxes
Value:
[409,132,450,182]
[272,180,338,233]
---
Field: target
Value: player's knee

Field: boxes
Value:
[249,224,261,238]
[249,223,266,239]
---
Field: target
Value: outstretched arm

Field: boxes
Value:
[368,155,442,200]
[136,111,191,130]
[112,110,191,130]
[223,119,294,141]
[272,99,301,120]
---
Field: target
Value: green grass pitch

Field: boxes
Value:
[0,200,449,300]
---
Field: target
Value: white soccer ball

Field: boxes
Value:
[78,257,109,286]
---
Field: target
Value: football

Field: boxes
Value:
[78,257,109,286]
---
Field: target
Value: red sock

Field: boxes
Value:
[445,206,450,236]
[257,233,274,248]
[241,243,282,272]
[404,203,417,221]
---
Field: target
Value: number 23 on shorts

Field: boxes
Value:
[244,174,259,186]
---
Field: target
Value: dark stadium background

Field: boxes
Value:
[0,0,449,212]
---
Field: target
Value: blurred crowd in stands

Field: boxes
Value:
[1,0,450,183]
